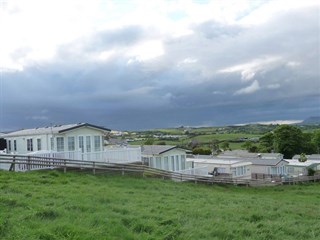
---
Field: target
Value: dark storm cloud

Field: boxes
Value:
[1,4,319,131]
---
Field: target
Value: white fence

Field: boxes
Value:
[175,166,209,176]
[26,146,142,164]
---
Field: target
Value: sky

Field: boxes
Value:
[0,0,319,131]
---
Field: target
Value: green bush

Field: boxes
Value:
[307,168,316,176]
[192,147,212,155]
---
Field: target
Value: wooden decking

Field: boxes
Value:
[1,154,320,187]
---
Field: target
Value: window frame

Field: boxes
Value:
[37,139,42,151]
[94,136,101,152]
[27,139,33,152]
[56,137,64,152]
[67,136,75,151]
[86,136,91,152]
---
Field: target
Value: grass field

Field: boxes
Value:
[1,170,320,240]
[129,133,260,150]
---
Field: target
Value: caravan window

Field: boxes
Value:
[181,155,186,170]
[156,157,161,169]
[175,155,180,171]
[164,156,169,170]
[68,137,75,151]
[171,156,175,171]
[37,139,42,151]
[94,136,101,151]
[79,136,84,152]
[86,136,91,152]
[27,139,33,151]
[56,137,64,152]
[50,138,54,151]
[232,166,246,176]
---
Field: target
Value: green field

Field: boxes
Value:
[129,133,260,151]
[128,124,320,151]
[1,170,320,239]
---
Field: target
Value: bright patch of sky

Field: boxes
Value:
[0,0,277,70]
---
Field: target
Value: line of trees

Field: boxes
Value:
[258,125,320,158]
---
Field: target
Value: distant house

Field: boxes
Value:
[216,150,288,177]
[141,145,189,171]
[219,150,283,160]
[292,154,320,161]
[189,157,252,179]
[1,123,141,168]
[286,159,320,176]
[3,123,110,155]
[105,138,128,146]
[249,158,288,177]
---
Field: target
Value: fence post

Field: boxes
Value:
[93,162,96,175]
[122,167,124,176]
[12,156,16,172]
[64,159,67,173]
[27,156,31,171]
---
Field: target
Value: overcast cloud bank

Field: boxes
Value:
[0,0,319,130]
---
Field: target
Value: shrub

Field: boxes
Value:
[298,153,307,162]
[192,147,212,155]
[307,168,316,176]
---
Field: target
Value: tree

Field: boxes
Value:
[144,138,154,145]
[312,130,320,154]
[273,125,303,159]
[241,141,258,153]
[301,133,316,154]
[258,132,274,153]
[220,141,230,151]
[248,145,258,153]
[307,167,316,176]
[242,141,252,150]
[298,153,307,162]
[211,139,220,154]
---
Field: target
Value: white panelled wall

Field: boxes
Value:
[6,127,104,155]
[142,149,188,172]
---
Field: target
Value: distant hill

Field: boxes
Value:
[301,116,320,125]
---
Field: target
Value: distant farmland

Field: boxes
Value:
[126,124,320,151]
[1,170,320,239]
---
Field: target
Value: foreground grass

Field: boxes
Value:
[1,170,320,240]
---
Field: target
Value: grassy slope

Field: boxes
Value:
[1,170,320,240]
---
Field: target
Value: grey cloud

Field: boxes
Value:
[194,20,244,39]
[1,5,319,131]
[87,25,147,50]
